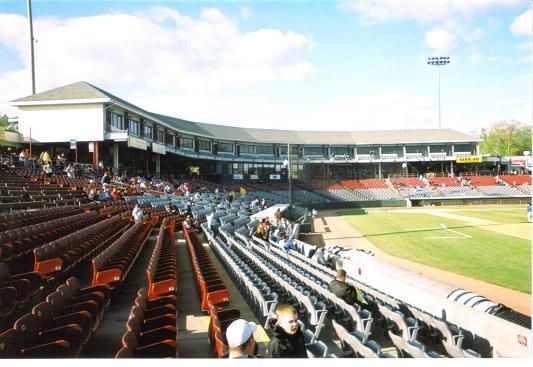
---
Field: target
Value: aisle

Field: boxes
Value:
[176,230,270,357]
[79,226,159,358]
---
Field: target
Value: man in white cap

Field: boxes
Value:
[225,319,258,358]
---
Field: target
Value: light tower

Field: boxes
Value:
[427,56,450,129]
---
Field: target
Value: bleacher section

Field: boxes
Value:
[0,167,530,359]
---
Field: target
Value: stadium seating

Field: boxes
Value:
[91,221,153,289]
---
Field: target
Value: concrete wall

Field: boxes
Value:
[18,103,104,143]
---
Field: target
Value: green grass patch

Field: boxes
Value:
[339,210,531,293]
[452,208,528,224]
[337,209,368,216]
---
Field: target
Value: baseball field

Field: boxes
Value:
[337,205,531,294]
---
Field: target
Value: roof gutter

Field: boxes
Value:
[10,97,111,106]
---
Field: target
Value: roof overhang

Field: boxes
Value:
[10,98,111,106]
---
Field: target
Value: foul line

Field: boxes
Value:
[405,224,471,239]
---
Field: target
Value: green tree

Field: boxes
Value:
[0,114,8,128]
[480,120,532,156]
[0,114,18,132]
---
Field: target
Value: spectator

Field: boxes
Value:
[206,212,215,230]
[253,221,268,241]
[274,208,282,226]
[43,163,53,178]
[281,234,296,252]
[101,171,111,185]
[23,149,30,167]
[132,204,144,223]
[266,304,307,358]
[528,203,532,223]
[103,188,113,202]
[65,163,76,178]
[110,188,121,201]
[18,149,25,166]
[328,269,366,307]
[39,150,51,164]
[184,214,193,229]
[260,197,267,210]
[240,186,246,197]
[225,319,258,359]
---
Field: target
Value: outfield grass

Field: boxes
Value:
[452,207,528,224]
[338,209,531,293]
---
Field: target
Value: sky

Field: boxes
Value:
[0,0,531,135]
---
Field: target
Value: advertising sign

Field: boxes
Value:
[456,156,482,163]
[128,136,147,150]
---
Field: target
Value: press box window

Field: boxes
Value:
[180,137,194,149]
[218,142,234,153]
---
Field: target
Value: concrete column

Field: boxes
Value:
[378,161,382,179]
[402,145,406,158]
[451,144,455,156]
[113,143,119,173]
[155,153,161,178]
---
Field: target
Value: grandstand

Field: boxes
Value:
[0,81,531,359]
[0,162,530,359]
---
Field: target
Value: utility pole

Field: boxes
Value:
[27,0,36,94]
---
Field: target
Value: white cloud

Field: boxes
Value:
[0,7,316,116]
[510,9,532,36]
[240,6,252,19]
[515,41,531,50]
[469,51,483,64]
[340,0,526,25]
[425,28,455,51]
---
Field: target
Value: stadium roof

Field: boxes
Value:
[11,81,478,145]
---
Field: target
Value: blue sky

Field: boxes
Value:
[0,0,530,134]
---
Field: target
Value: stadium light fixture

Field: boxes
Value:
[427,56,450,129]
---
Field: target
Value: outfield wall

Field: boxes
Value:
[297,199,407,210]
[411,197,531,207]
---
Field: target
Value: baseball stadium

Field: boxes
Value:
[0,79,531,359]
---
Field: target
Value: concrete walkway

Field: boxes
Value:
[176,231,270,358]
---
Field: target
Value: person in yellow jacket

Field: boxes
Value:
[240,186,246,197]
[39,150,52,164]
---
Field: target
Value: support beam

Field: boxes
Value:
[155,153,161,178]
[113,143,119,174]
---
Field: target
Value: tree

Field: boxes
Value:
[0,114,17,132]
[0,114,8,127]
[480,120,532,156]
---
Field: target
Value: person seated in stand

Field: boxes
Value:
[225,319,259,359]
[280,234,296,252]
[328,269,367,308]
[184,214,193,229]
[266,304,307,358]
[43,163,53,178]
[110,187,121,201]
[132,204,144,223]
[253,221,268,241]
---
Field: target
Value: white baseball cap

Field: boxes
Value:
[225,319,257,348]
